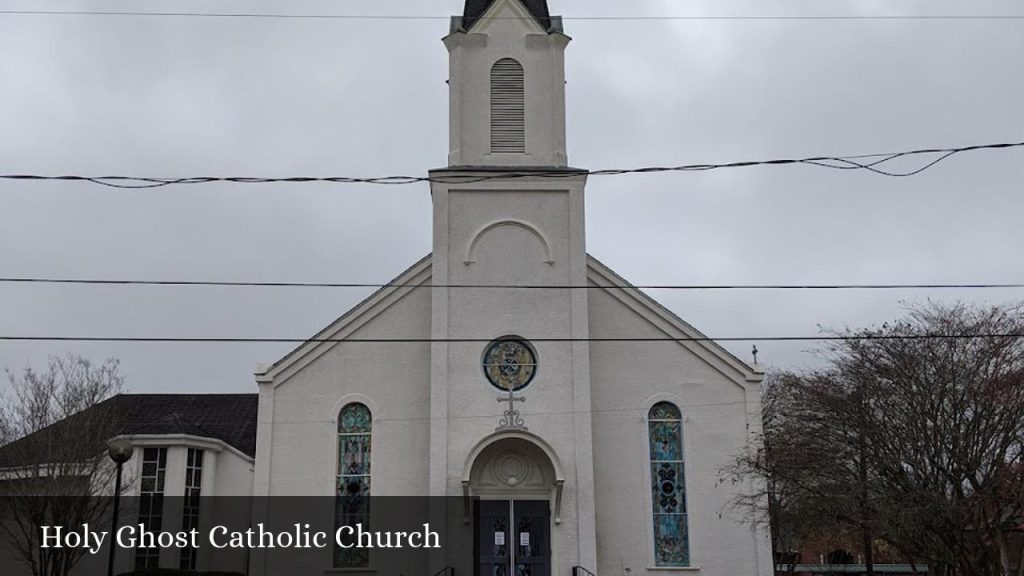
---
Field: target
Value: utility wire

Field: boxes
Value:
[2,10,1023,21]
[1,335,1021,344]
[276,400,767,424]
[3,141,1022,189]
[2,278,1023,291]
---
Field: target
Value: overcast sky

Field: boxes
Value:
[1,0,1022,394]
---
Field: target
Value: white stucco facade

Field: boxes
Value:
[252,2,772,576]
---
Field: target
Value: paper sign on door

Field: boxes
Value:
[494,532,505,546]
[520,533,530,546]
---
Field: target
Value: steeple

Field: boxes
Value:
[444,0,570,167]
[428,10,593,559]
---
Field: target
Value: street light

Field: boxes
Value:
[106,438,133,576]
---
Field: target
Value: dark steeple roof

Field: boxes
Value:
[460,0,556,33]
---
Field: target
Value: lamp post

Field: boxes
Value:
[106,438,133,576]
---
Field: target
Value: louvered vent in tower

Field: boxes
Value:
[490,58,525,153]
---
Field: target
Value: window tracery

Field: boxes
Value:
[336,403,371,567]
[648,402,689,566]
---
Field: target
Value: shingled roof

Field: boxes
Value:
[0,394,259,467]
[460,0,555,32]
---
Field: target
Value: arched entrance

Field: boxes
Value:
[463,435,563,576]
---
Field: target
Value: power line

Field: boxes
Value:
[278,400,757,424]
[2,278,1023,291]
[2,10,1023,21]
[266,400,753,426]
[1,334,1021,344]
[3,141,1022,189]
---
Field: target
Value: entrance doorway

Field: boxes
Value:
[475,500,550,576]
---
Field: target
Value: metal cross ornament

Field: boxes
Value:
[496,386,527,432]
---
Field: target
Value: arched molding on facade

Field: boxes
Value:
[461,430,566,523]
[464,219,555,265]
[326,393,380,426]
[642,392,686,421]
[462,430,564,483]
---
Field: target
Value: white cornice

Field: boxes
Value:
[256,255,433,387]
[585,255,761,389]
[112,434,254,463]
[253,252,761,392]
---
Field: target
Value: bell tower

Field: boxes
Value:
[428,2,598,574]
[445,0,570,167]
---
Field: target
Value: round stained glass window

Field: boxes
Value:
[482,337,537,391]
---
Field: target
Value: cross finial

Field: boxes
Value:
[496,387,527,431]
[752,344,759,365]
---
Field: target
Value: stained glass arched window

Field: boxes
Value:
[336,403,371,567]
[648,401,689,566]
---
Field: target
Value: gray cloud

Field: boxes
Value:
[1,0,1022,392]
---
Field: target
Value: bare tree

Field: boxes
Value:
[0,354,125,576]
[725,302,1024,576]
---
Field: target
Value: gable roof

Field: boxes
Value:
[585,255,760,387]
[459,0,555,33]
[0,394,259,467]
[260,253,760,388]
[258,254,432,384]
[110,394,259,456]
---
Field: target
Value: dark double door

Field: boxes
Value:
[475,500,550,576]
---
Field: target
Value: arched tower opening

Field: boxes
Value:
[490,58,526,153]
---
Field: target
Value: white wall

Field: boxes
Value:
[428,161,597,576]
[213,448,254,497]
[261,283,433,497]
[587,286,771,576]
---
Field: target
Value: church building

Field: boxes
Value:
[253,1,771,576]
[0,2,771,576]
